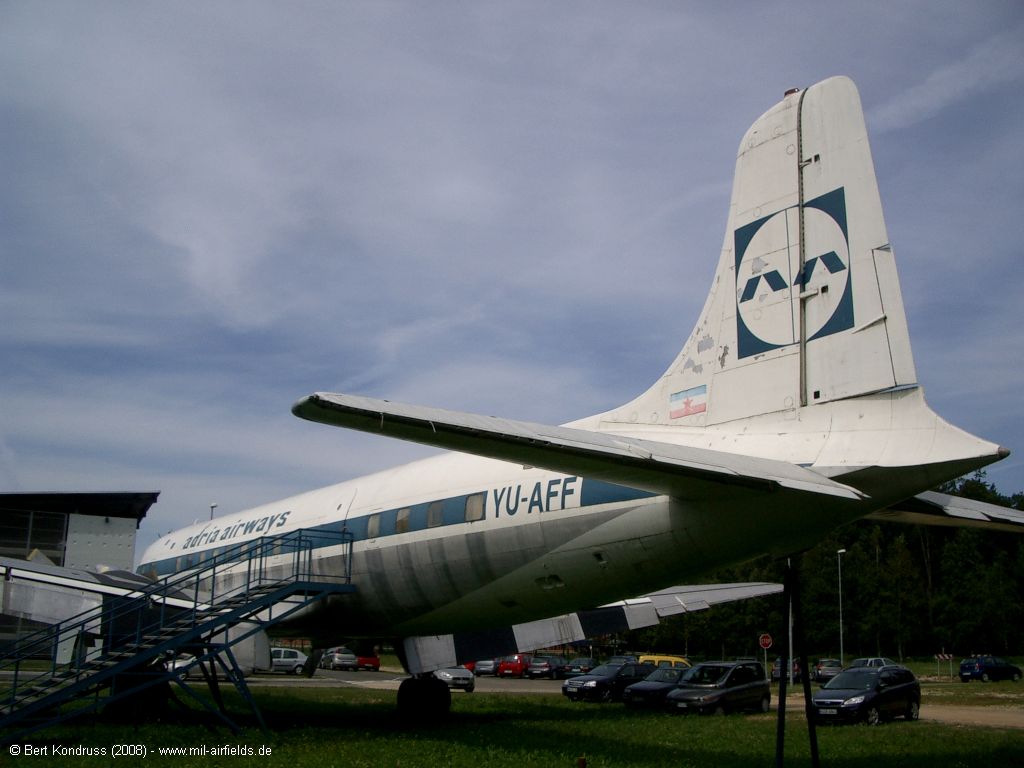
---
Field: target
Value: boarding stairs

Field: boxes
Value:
[0,528,354,740]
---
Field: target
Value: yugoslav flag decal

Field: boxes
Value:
[670,385,707,419]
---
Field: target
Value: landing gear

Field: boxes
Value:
[397,675,451,723]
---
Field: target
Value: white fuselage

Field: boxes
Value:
[137,386,987,644]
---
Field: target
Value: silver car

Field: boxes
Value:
[319,647,358,670]
[433,666,475,692]
[270,647,308,674]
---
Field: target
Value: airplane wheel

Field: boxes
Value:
[397,676,451,722]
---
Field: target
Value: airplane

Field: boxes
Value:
[137,75,1021,718]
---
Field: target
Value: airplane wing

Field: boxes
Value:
[293,393,864,501]
[869,491,1024,534]
[403,582,783,674]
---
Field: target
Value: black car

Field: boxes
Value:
[622,666,688,708]
[664,661,770,715]
[563,657,598,677]
[811,665,920,724]
[561,662,654,702]
[527,655,568,679]
[959,655,1022,683]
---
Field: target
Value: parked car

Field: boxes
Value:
[622,666,688,707]
[665,661,770,715]
[165,653,239,680]
[811,665,920,724]
[356,653,381,671]
[473,658,498,676]
[270,647,308,674]
[497,654,532,678]
[165,653,197,680]
[433,666,475,692]
[527,655,568,679]
[848,657,900,669]
[639,654,690,669]
[771,657,801,683]
[607,654,638,664]
[318,647,358,670]
[564,657,598,677]
[815,659,843,682]
[959,655,1022,682]
[561,662,654,702]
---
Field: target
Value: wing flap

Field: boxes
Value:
[869,491,1024,534]
[403,582,783,673]
[293,392,864,501]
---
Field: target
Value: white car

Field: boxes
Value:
[848,657,900,669]
[270,647,308,674]
[433,666,475,692]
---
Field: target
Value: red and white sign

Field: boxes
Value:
[759,633,773,650]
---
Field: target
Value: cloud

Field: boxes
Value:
[869,23,1024,133]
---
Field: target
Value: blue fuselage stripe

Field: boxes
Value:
[139,479,656,577]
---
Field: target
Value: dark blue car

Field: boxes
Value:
[622,666,687,707]
[959,656,1022,682]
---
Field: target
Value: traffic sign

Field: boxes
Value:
[759,633,773,650]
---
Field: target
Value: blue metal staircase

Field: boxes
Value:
[0,528,355,740]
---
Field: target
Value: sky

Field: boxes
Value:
[2,2,1022,563]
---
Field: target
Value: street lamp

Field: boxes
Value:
[210,503,218,521]
[837,548,847,665]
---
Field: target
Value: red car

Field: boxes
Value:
[497,654,532,677]
[357,653,381,671]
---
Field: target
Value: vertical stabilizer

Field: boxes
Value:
[605,76,916,428]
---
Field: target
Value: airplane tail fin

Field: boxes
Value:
[604,76,916,427]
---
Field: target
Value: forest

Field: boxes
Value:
[624,473,1024,662]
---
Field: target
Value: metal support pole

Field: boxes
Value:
[776,556,821,768]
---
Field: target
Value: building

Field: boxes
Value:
[0,492,157,571]
[0,492,158,645]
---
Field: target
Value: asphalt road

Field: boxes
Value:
[248,668,1024,729]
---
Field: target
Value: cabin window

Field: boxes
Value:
[427,501,444,528]
[367,513,381,539]
[464,493,485,522]
[396,507,411,534]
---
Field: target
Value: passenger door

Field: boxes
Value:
[877,670,901,718]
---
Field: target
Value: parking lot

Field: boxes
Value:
[242,667,1024,729]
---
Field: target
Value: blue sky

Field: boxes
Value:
[2,2,1022,561]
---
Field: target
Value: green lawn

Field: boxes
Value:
[10,686,1024,768]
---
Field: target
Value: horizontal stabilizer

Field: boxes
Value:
[293,393,864,501]
[403,582,783,673]
[869,491,1024,534]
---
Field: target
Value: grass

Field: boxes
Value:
[9,685,1024,768]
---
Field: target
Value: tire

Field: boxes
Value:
[466,680,475,693]
[712,705,726,717]
[982,672,991,682]
[864,706,880,726]
[598,689,612,703]
[293,665,303,675]
[760,695,770,714]
[397,677,451,723]
[1013,673,1021,683]
[905,700,920,721]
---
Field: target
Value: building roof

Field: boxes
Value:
[0,492,159,526]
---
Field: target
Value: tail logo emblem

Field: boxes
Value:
[734,187,854,359]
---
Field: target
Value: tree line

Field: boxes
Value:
[624,473,1024,662]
